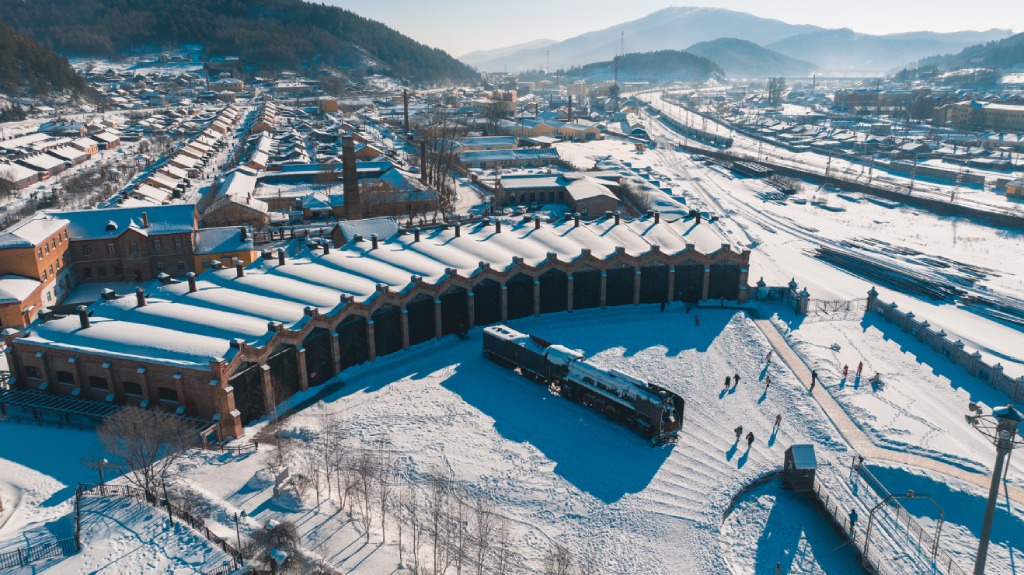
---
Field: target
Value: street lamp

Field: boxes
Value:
[966,403,1022,575]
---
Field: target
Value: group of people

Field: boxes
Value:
[728,350,785,450]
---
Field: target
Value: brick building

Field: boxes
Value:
[0,214,72,327]
[4,213,750,439]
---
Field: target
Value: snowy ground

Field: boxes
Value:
[165,307,850,574]
[720,477,859,574]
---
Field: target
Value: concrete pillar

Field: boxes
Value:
[567,275,574,312]
[533,279,541,317]
[667,267,676,303]
[400,308,410,350]
[633,268,641,306]
[260,364,274,414]
[467,291,476,328]
[500,284,508,322]
[366,319,377,361]
[330,330,342,375]
[701,266,711,301]
[600,271,607,308]
[296,347,309,392]
[434,299,443,339]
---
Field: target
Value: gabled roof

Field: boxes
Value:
[0,213,68,249]
[51,204,197,241]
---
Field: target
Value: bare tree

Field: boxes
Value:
[450,493,470,575]
[407,486,424,574]
[422,102,464,216]
[471,498,496,575]
[545,544,575,575]
[767,77,786,106]
[480,100,511,136]
[315,162,339,194]
[427,471,451,575]
[97,407,193,497]
[376,439,397,543]
[492,515,514,575]
[355,449,377,542]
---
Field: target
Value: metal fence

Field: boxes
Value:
[78,483,244,573]
[0,537,79,569]
[812,465,968,575]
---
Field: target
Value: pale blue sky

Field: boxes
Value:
[324,0,1019,56]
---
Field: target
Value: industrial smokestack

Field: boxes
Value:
[403,89,410,133]
[341,134,360,219]
[77,305,90,329]
[135,287,146,307]
[235,259,245,277]
[568,94,573,123]
[187,272,197,293]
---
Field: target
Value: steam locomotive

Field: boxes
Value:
[482,325,685,444]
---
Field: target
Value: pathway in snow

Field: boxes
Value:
[750,316,1024,505]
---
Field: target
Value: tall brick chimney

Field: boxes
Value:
[419,142,428,186]
[403,89,410,133]
[341,133,360,220]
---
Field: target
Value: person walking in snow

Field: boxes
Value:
[849,509,859,535]
[734,425,743,443]
[842,364,849,378]
[734,373,741,386]
[764,375,772,390]
[724,375,731,390]
[810,370,818,391]
[746,431,755,448]
[857,361,863,376]
[773,414,782,432]
[765,350,772,364]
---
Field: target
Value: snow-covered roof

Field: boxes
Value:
[335,217,399,243]
[51,204,197,241]
[0,162,41,183]
[195,226,254,255]
[18,215,735,368]
[0,213,68,248]
[19,154,65,171]
[0,275,42,303]
[565,178,618,202]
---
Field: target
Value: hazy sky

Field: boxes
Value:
[324,1,1018,56]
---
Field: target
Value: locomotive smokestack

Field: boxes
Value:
[135,287,146,307]
[77,305,90,329]
[187,272,197,293]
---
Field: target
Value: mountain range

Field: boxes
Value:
[565,50,723,83]
[685,38,816,77]
[916,31,1024,71]
[461,7,1011,76]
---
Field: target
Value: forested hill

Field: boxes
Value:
[917,32,1024,71]
[567,51,724,83]
[0,0,479,83]
[0,21,88,96]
